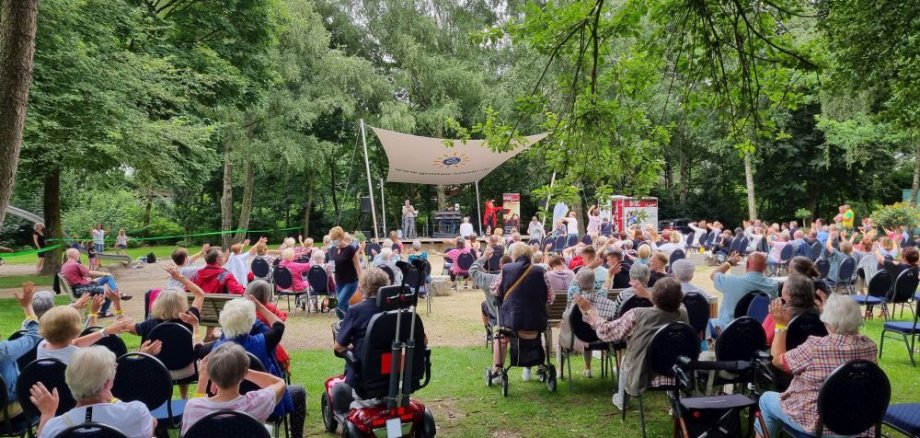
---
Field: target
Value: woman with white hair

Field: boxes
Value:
[756,294,877,438]
[30,346,156,438]
[559,268,617,378]
[670,259,706,296]
[200,297,307,437]
[407,240,428,263]
[372,246,403,285]
[278,247,312,297]
[611,263,651,317]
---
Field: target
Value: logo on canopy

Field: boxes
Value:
[433,152,469,169]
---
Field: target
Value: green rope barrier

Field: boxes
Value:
[0,244,65,258]
[46,225,305,244]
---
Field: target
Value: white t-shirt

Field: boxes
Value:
[167,266,203,289]
[223,252,252,288]
[459,223,475,238]
[181,388,277,436]
[36,341,79,365]
[566,218,579,235]
[40,401,154,438]
[91,229,105,245]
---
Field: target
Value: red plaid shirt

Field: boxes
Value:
[781,333,878,436]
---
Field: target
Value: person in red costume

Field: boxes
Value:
[483,199,502,234]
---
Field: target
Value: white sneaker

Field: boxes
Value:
[521,367,532,381]
[583,369,593,378]
[612,392,624,411]
[491,373,502,385]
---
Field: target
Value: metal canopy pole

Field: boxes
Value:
[380,177,387,235]
[360,120,379,239]
[543,171,557,228]
[475,181,483,236]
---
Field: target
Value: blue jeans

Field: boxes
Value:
[756,391,815,438]
[94,243,104,253]
[335,281,359,320]
[403,217,416,239]
[93,276,118,314]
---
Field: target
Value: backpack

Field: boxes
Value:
[145,252,157,263]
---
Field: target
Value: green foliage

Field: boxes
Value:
[794,208,812,220]
[871,202,920,230]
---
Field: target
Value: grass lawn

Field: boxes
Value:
[0,274,53,289]
[0,297,917,437]
[1,245,179,266]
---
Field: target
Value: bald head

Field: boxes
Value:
[747,252,767,273]
[794,230,804,239]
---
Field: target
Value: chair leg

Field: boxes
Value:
[622,394,628,422]
[639,394,647,438]
[879,329,886,359]
[902,333,916,367]
[910,333,917,367]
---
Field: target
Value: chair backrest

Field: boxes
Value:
[816,360,890,437]
[890,268,920,304]
[395,261,420,292]
[647,322,701,376]
[553,235,566,252]
[697,231,710,247]
[306,265,329,294]
[80,327,128,358]
[566,234,578,248]
[112,353,172,411]
[145,322,195,371]
[733,291,769,320]
[250,257,271,279]
[183,410,271,438]
[272,266,294,290]
[685,231,696,247]
[867,271,893,298]
[7,330,38,371]
[779,244,794,262]
[456,252,475,270]
[376,284,417,311]
[410,258,432,282]
[794,242,811,258]
[809,242,823,261]
[189,293,235,327]
[547,292,568,323]
[816,258,830,279]
[746,294,771,323]
[569,306,601,343]
[681,292,710,336]
[365,243,382,257]
[541,236,554,250]
[714,316,767,362]
[378,265,396,285]
[581,234,593,245]
[356,310,428,400]
[56,423,129,438]
[617,294,653,319]
[837,257,856,281]
[16,358,76,416]
[669,249,686,266]
[785,311,828,351]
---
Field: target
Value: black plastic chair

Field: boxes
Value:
[272,266,303,312]
[0,375,35,437]
[182,410,271,438]
[251,257,271,280]
[410,258,434,315]
[829,257,857,293]
[145,321,197,386]
[580,234,593,246]
[682,292,710,339]
[887,268,920,321]
[786,311,828,351]
[56,423,128,438]
[456,252,475,275]
[696,231,710,249]
[364,243,382,257]
[733,291,771,323]
[624,322,700,438]
[669,249,686,266]
[553,235,566,253]
[80,326,128,358]
[853,272,892,319]
[883,403,920,437]
[485,247,504,273]
[715,317,766,363]
[782,360,890,437]
[769,244,795,276]
[880,296,920,366]
[809,242,823,261]
[378,265,396,285]
[6,330,38,372]
[815,258,830,279]
[16,358,76,417]
[112,352,183,430]
[559,306,613,386]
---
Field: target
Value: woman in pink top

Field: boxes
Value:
[434,237,474,289]
[277,248,310,292]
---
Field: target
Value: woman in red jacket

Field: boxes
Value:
[483,199,502,234]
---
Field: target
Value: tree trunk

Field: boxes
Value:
[678,149,689,207]
[234,160,254,242]
[911,143,920,205]
[436,185,446,210]
[744,152,758,220]
[0,0,39,226]
[302,174,314,237]
[142,186,153,227]
[220,141,233,249]
[329,153,340,221]
[40,166,62,276]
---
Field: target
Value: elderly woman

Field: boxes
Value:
[611,263,651,317]
[30,347,156,438]
[757,294,877,437]
[246,280,291,373]
[201,296,306,438]
[488,242,553,382]
[182,343,286,436]
[575,277,688,410]
[671,259,706,296]
[277,247,311,295]
[655,231,684,258]
[1,283,41,418]
[560,268,617,378]
[433,237,474,289]
[372,247,403,285]
[407,240,428,263]
[334,268,392,385]
[762,274,819,346]
[331,230,364,319]
[37,294,133,365]
[527,216,545,242]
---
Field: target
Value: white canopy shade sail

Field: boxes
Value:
[370,126,547,185]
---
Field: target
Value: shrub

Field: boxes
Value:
[871,202,920,230]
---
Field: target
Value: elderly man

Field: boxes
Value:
[709,252,777,337]
[59,248,124,317]
[612,263,652,317]
[671,259,707,296]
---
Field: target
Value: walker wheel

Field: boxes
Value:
[484,368,493,387]
[500,372,509,397]
[546,365,557,392]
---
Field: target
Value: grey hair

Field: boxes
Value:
[509,242,533,261]
[219,298,257,338]
[66,346,116,399]
[32,291,55,319]
[629,263,651,283]
[412,240,422,251]
[575,268,595,291]
[671,259,695,282]
[245,279,273,305]
[65,248,80,259]
[820,293,863,335]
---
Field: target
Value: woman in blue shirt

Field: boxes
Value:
[1,282,42,409]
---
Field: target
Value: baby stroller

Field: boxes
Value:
[321,285,435,437]
[668,351,775,438]
[484,314,557,396]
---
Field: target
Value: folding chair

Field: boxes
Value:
[853,272,892,320]
[16,359,76,417]
[732,292,771,323]
[56,423,128,437]
[183,410,271,438]
[273,266,305,312]
[80,326,128,358]
[879,295,920,366]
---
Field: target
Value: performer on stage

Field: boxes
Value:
[483,199,501,234]
[402,199,417,238]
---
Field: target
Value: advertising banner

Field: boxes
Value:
[502,193,521,224]
[611,196,659,232]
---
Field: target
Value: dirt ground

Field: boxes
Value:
[0,255,722,350]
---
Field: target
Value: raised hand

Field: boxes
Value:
[15,282,36,308]
[139,340,163,356]
[90,295,105,315]
[178,311,200,329]
[29,383,59,417]
[573,295,593,313]
[71,293,92,310]
[769,297,790,326]
[164,263,181,279]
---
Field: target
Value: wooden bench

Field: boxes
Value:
[57,273,75,302]
[76,248,132,266]
[188,293,237,327]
